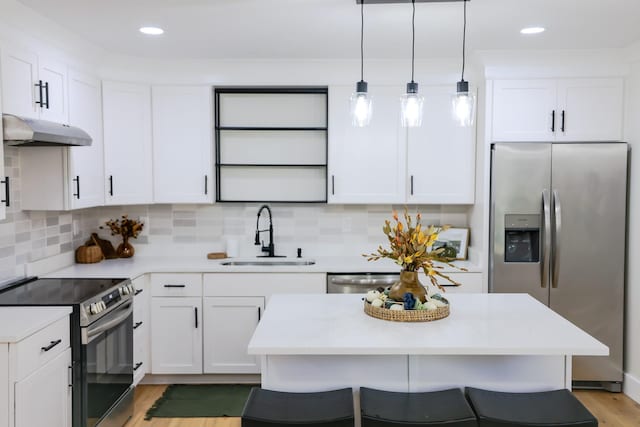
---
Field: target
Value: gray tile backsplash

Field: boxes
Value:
[0,147,472,281]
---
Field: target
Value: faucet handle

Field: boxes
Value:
[297,248,302,258]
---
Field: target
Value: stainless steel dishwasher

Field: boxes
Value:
[326,273,400,294]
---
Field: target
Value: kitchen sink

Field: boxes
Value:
[221,260,316,266]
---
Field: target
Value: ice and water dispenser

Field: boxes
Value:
[504,214,540,263]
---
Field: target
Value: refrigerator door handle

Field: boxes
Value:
[541,190,551,288]
[552,190,562,288]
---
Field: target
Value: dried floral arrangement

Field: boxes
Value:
[363,208,466,291]
[101,215,144,240]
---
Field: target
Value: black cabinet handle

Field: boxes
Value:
[551,110,556,132]
[73,176,80,199]
[1,177,9,207]
[204,175,208,195]
[134,362,143,371]
[41,339,62,352]
[164,284,186,288]
[331,175,335,195]
[108,175,113,196]
[134,289,143,296]
[561,110,565,132]
[410,175,414,196]
[195,307,198,329]
[258,307,261,321]
[133,321,143,330]
[35,80,44,107]
[44,81,50,109]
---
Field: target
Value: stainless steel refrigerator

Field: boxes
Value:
[489,142,627,392]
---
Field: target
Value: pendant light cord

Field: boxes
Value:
[411,0,416,83]
[461,0,467,81]
[360,0,364,81]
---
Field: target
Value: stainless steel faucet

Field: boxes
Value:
[255,205,279,257]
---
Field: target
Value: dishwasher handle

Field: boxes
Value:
[328,277,398,287]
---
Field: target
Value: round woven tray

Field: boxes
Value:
[363,298,449,322]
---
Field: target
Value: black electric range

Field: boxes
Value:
[0,276,135,427]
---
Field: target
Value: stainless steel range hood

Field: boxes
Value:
[2,114,92,146]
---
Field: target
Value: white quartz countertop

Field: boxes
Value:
[0,307,71,343]
[44,255,481,279]
[248,294,608,356]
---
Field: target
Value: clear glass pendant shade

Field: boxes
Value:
[452,91,475,127]
[350,82,373,127]
[400,82,423,128]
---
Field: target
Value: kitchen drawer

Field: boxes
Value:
[438,272,483,294]
[10,315,70,382]
[151,273,202,297]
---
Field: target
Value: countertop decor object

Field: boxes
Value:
[363,294,449,322]
[364,208,465,303]
[75,234,104,263]
[206,252,228,260]
[101,215,144,258]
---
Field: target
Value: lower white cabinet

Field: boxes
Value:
[14,348,71,427]
[203,297,264,374]
[132,275,149,385]
[150,297,202,374]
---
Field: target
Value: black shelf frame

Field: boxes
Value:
[214,87,329,203]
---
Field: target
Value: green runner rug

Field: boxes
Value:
[144,384,258,419]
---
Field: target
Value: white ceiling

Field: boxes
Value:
[16,0,640,59]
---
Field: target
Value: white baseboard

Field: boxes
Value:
[624,372,640,403]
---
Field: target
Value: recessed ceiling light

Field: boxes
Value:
[520,27,545,35]
[139,27,164,35]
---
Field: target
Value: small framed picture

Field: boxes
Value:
[433,228,470,260]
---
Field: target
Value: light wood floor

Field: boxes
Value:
[129,385,640,427]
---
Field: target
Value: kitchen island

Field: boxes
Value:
[248,293,608,395]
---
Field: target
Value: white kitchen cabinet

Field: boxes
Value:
[102,81,153,205]
[0,47,67,123]
[0,72,7,221]
[132,275,149,386]
[328,85,405,204]
[407,86,476,204]
[151,297,202,374]
[491,78,623,142]
[19,70,104,210]
[203,296,264,374]
[152,86,213,203]
[14,348,71,427]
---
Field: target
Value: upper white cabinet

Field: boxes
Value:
[102,81,153,205]
[407,86,476,204]
[491,78,623,142]
[0,47,67,123]
[19,70,104,210]
[328,84,476,204]
[328,85,405,204]
[152,86,213,204]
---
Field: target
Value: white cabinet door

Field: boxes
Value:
[68,70,104,209]
[407,86,475,204]
[14,347,71,427]
[132,275,148,385]
[38,59,67,124]
[150,297,202,374]
[556,78,623,142]
[328,85,405,204]
[0,47,38,119]
[152,86,213,203]
[203,296,264,374]
[103,82,153,205]
[492,80,557,142]
[0,79,7,220]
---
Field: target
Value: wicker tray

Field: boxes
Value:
[363,298,449,322]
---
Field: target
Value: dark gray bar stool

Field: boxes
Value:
[360,387,478,427]
[242,387,355,427]
[465,387,598,427]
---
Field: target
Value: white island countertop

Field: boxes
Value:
[248,293,608,357]
[0,307,71,343]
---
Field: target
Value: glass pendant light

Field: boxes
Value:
[400,0,423,128]
[350,0,372,127]
[452,0,475,127]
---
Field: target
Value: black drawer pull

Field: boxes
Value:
[134,362,143,371]
[108,175,113,196]
[41,339,62,352]
[551,110,556,132]
[195,307,198,329]
[164,284,186,288]
[1,177,9,207]
[134,289,143,296]
[133,321,143,330]
[44,81,50,109]
[73,176,80,199]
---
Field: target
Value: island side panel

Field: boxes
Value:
[409,354,568,392]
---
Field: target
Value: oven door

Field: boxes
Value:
[82,300,133,427]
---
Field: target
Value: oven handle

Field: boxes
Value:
[83,301,133,344]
